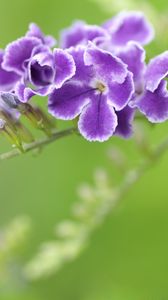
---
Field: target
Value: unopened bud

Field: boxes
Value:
[1,92,20,109]
[0,120,24,152]
[0,118,6,129]
[15,122,34,144]
[18,103,52,136]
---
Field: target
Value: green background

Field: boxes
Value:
[0,0,168,299]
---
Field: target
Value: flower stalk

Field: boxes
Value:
[0,127,77,160]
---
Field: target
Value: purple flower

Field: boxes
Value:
[103,11,154,49]
[2,22,56,78]
[133,51,168,123]
[28,46,54,87]
[26,23,56,48]
[0,50,20,92]
[48,43,134,142]
[1,13,161,143]
[15,47,76,102]
[60,21,109,48]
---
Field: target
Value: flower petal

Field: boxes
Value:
[78,94,118,142]
[48,82,91,120]
[28,50,54,86]
[15,81,51,103]
[15,81,36,102]
[145,51,168,92]
[53,49,76,88]
[60,21,108,48]
[84,43,127,84]
[135,80,168,123]
[108,72,134,111]
[67,46,93,84]
[2,37,41,75]
[114,105,135,138]
[117,41,146,92]
[103,11,154,46]
[0,50,20,91]
[26,23,56,47]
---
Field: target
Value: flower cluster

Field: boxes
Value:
[0,11,168,143]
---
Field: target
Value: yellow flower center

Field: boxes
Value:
[96,82,106,93]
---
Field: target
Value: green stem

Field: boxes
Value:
[23,134,168,280]
[0,127,77,161]
[91,136,168,227]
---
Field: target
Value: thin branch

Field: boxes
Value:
[95,136,168,222]
[24,135,168,280]
[116,136,168,200]
[0,127,76,161]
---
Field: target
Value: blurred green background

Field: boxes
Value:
[0,0,168,299]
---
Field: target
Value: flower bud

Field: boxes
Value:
[15,122,34,144]
[1,92,20,109]
[18,103,52,136]
[0,113,24,152]
[0,118,6,129]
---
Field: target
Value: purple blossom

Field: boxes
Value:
[15,47,76,102]
[133,52,168,123]
[103,11,154,49]
[60,21,109,48]
[0,11,165,143]
[48,43,134,142]
[28,47,54,87]
[2,22,56,79]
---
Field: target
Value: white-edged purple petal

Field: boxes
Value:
[48,82,91,120]
[15,81,36,102]
[114,105,135,138]
[15,81,52,103]
[117,41,146,92]
[28,50,54,87]
[53,49,76,89]
[145,51,168,92]
[0,50,20,91]
[135,80,168,123]
[26,23,56,47]
[60,21,108,48]
[60,21,87,48]
[108,72,134,111]
[103,11,154,46]
[84,43,127,84]
[2,37,41,76]
[68,46,93,83]
[31,44,51,57]
[78,94,118,142]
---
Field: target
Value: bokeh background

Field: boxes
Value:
[0,0,168,299]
